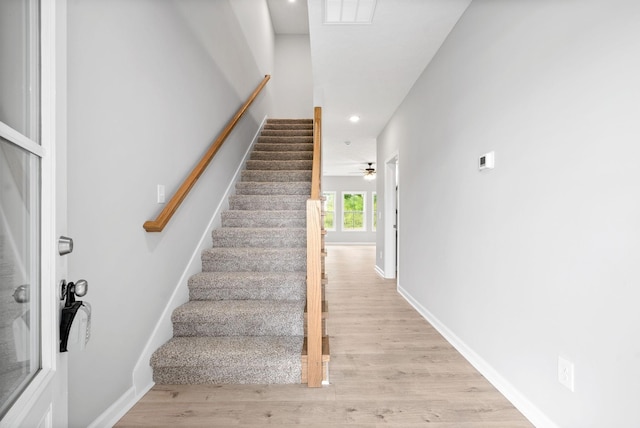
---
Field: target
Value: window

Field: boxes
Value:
[372,192,377,231]
[322,191,336,231]
[342,192,366,231]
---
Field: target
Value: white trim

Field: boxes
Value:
[86,383,153,428]
[0,371,56,428]
[321,191,336,231]
[371,191,377,232]
[0,122,44,157]
[374,264,385,277]
[112,116,269,417]
[383,153,398,279]
[397,285,559,428]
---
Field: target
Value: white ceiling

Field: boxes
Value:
[267,0,472,176]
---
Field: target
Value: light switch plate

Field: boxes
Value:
[157,185,166,204]
[479,151,495,170]
[558,356,575,391]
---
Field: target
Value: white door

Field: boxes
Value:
[0,1,68,427]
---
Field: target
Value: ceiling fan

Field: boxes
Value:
[363,162,376,181]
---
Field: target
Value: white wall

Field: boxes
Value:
[323,176,376,244]
[66,1,274,426]
[377,1,640,427]
[273,35,314,118]
[229,0,276,117]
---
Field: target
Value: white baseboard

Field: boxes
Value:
[324,242,375,246]
[374,264,385,278]
[87,383,153,428]
[397,285,559,428]
[91,116,268,428]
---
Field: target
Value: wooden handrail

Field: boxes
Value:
[143,75,271,232]
[306,106,323,387]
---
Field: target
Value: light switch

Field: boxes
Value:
[157,185,165,204]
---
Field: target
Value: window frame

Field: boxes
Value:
[322,191,336,231]
[372,191,377,232]
[341,191,367,232]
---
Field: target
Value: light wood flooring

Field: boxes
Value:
[116,245,532,427]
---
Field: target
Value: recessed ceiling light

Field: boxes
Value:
[349,115,360,123]
[288,0,296,3]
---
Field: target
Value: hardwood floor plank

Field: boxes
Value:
[115,245,532,427]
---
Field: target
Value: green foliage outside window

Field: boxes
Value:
[343,193,365,230]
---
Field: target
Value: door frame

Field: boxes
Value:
[0,0,67,426]
[383,153,398,279]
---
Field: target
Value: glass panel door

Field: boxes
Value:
[0,0,41,419]
[0,0,40,143]
[0,138,40,418]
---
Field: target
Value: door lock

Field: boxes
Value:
[58,236,74,256]
[60,279,88,302]
[13,285,29,303]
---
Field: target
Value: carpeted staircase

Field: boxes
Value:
[150,118,313,384]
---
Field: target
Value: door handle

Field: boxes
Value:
[60,279,88,301]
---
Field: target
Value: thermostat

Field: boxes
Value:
[479,151,495,170]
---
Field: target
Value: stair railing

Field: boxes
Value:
[306,106,323,387]
[143,75,271,232]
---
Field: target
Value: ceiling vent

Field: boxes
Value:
[324,0,377,24]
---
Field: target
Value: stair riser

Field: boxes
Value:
[261,130,313,137]
[250,151,313,161]
[188,272,306,301]
[221,217,306,228]
[241,170,312,182]
[263,124,312,130]
[253,143,313,152]
[189,286,304,301]
[153,364,301,385]
[221,210,306,228]
[258,136,313,144]
[174,319,303,337]
[245,160,312,171]
[228,196,308,211]
[211,232,306,248]
[202,252,306,272]
[266,119,313,125]
[235,182,311,196]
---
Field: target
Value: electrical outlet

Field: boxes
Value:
[558,356,575,391]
